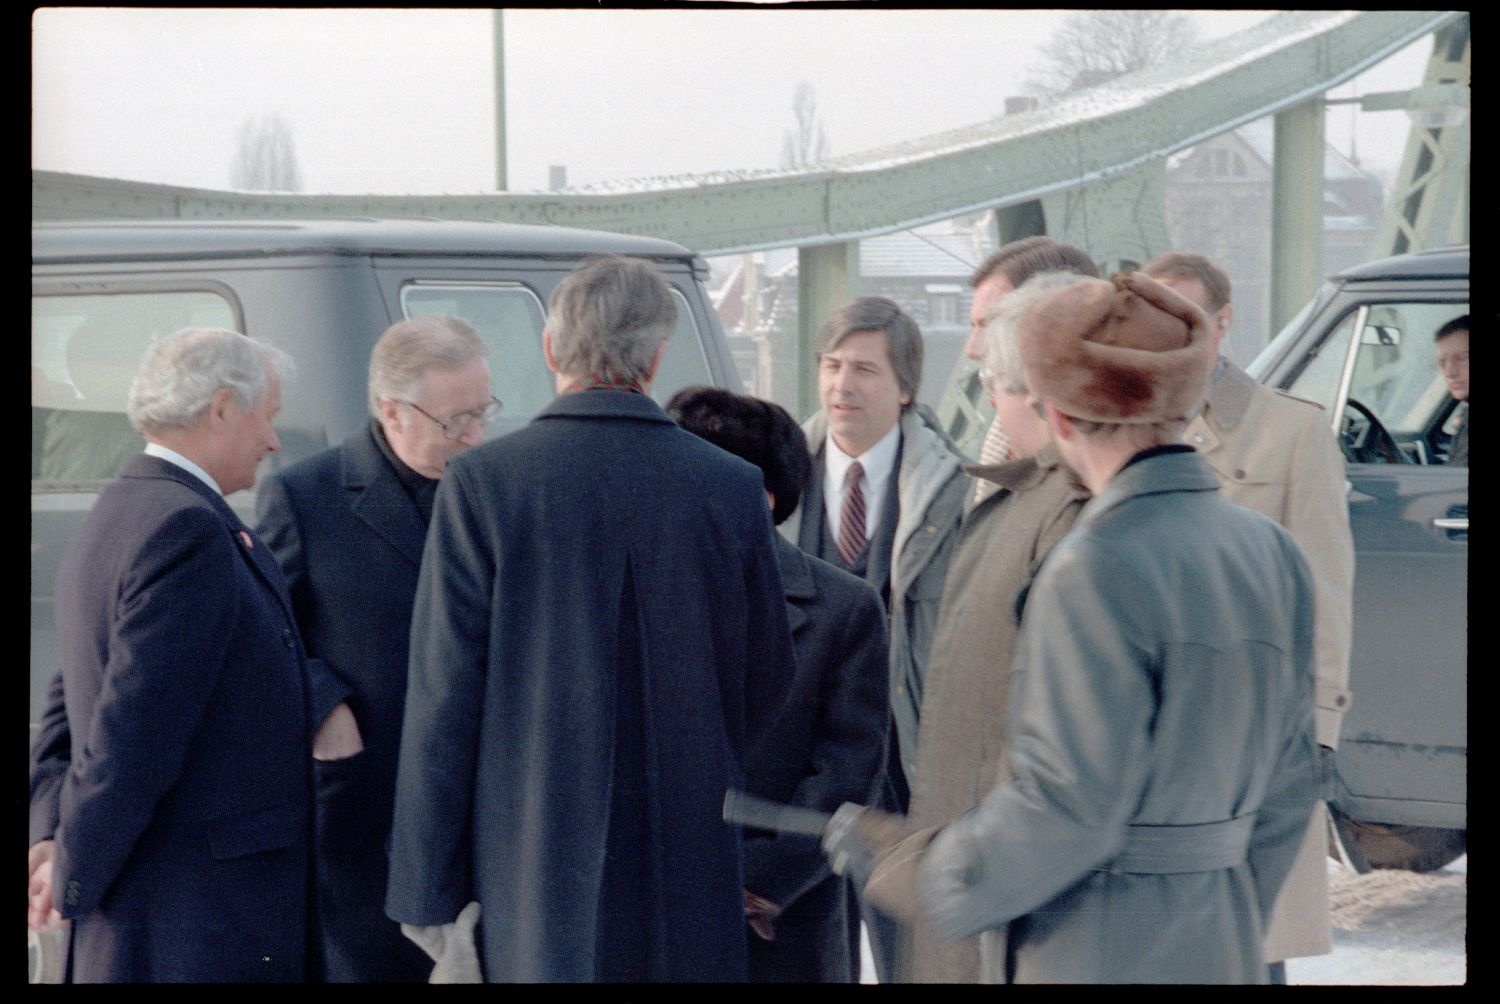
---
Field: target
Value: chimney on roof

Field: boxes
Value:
[1004,96,1039,116]
[548,165,567,191]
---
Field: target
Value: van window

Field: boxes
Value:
[401,283,549,439]
[403,282,715,433]
[32,290,238,483]
[651,289,714,405]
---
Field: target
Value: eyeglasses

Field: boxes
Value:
[400,396,503,439]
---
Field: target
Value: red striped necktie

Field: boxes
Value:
[837,461,867,569]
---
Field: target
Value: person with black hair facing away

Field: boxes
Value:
[668,386,889,983]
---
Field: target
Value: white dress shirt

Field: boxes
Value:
[822,422,901,546]
[144,442,222,496]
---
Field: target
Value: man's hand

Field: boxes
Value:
[401,901,483,983]
[312,702,365,761]
[28,840,62,933]
[743,889,781,941]
[822,802,909,891]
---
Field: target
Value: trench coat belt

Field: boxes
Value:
[1100,815,1256,875]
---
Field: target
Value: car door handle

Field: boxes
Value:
[1433,517,1468,530]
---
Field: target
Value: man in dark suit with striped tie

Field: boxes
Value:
[777,297,967,981]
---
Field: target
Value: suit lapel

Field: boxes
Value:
[798,446,830,558]
[774,536,816,638]
[863,439,902,595]
[127,455,300,623]
[342,426,427,569]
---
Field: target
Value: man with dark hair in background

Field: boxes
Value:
[780,295,967,981]
[963,237,1099,505]
[1435,314,1468,466]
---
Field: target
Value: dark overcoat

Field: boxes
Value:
[385,390,797,983]
[45,454,315,982]
[255,423,434,982]
[743,537,889,982]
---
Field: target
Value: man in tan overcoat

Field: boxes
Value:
[894,270,1092,982]
[1142,253,1355,979]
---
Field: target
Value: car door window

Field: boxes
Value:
[1287,300,1469,465]
[32,289,238,483]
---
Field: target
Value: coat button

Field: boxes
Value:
[281,628,294,649]
[1234,469,1247,480]
[65,880,80,907]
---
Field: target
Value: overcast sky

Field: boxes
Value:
[32,8,1431,196]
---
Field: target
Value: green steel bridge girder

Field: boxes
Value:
[33,11,1463,260]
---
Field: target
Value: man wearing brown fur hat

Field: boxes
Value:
[824,272,1320,983]
[1141,252,1354,982]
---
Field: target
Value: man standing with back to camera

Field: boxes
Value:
[667,386,891,983]
[1141,252,1355,981]
[386,256,796,982]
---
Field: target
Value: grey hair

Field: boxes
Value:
[127,328,293,436]
[817,296,923,408]
[368,315,488,418]
[984,271,1094,396]
[547,256,677,384]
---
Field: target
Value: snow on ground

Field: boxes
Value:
[1288,855,1467,985]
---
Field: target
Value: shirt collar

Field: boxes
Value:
[371,418,437,490]
[144,442,222,495]
[825,419,901,492]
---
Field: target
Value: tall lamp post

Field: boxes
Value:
[493,9,507,191]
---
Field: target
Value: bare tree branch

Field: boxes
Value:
[1025,10,1197,98]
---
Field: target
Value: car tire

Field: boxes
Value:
[1330,810,1466,874]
